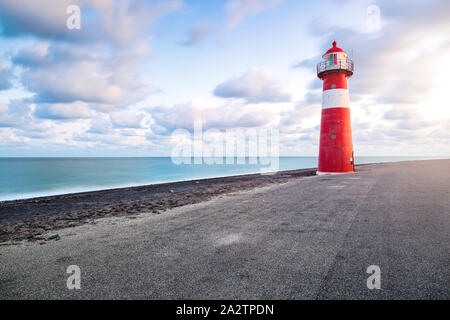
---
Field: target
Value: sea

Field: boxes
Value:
[0,156,447,201]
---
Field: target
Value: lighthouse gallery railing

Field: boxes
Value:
[317,58,354,77]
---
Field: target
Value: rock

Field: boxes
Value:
[47,234,60,241]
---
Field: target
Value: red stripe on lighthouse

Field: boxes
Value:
[323,72,348,91]
[318,108,354,173]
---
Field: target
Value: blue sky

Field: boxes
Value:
[0,0,449,157]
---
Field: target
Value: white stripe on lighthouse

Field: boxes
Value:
[322,89,349,109]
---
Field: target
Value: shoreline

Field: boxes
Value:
[2,156,447,202]
[1,167,318,243]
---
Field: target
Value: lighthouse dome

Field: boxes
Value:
[324,41,345,55]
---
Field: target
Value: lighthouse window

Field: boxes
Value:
[331,134,336,139]
[329,54,337,65]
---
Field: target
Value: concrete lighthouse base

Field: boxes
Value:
[316,171,354,175]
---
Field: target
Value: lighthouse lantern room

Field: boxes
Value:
[316,41,355,175]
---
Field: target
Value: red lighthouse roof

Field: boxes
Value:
[324,41,345,55]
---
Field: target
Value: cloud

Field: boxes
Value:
[304,90,322,105]
[34,101,93,119]
[2,0,181,110]
[0,0,184,46]
[291,56,320,70]
[182,23,210,46]
[93,0,184,47]
[214,69,291,103]
[429,120,450,142]
[0,0,77,39]
[279,101,320,129]
[396,119,437,130]
[0,62,14,90]
[110,110,146,128]
[225,0,283,30]
[383,106,438,130]
[87,115,112,134]
[14,42,153,106]
[150,101,276,135]
[12,42,95,68]
[0,0,184,151]
[73,130,146,146]
[383,107,419,120]
[14,121,56,139]
[22,63,121,104]
[0,100,31,127]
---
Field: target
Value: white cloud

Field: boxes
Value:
[0,100,31,127]
[225,0,283,30]
[14,42,153,106]
[87,115,112,134]
[110,110,146,129]
[150,101,277,135]
[214,69,291,103]
[279,101,320,129]
[0,62,14,90]
[0,0,183,46]
[34,101,93,120]
[0,0,184,152]
[14,121,56,139]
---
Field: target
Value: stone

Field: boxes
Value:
[47,234,60,241]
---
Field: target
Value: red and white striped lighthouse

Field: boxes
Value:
[316,41,354,175]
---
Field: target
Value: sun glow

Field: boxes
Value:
[424,61,450,121]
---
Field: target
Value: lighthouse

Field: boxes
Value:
[316,41,354,175]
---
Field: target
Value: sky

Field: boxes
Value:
[0,0,449,157]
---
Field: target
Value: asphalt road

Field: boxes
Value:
[1,160,449,299]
